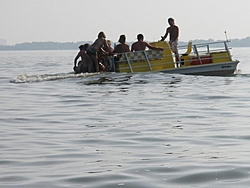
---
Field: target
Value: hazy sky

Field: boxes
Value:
[1,0,250,45]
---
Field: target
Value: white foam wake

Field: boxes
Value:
[10,72,100,83]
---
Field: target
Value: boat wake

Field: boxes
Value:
[10,72,100,83]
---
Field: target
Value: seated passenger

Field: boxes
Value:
[113,34,130,61]
[73,44,93,73]
[113,35,130,53]
[131,34,164,52]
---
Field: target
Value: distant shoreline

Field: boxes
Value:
[1,37,250,51]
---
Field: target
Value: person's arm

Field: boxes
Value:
[146,42,164,50]
[113,46,117,54]
[103,40,112,54]
[99,47,107,54]
[125,44,130,52]
[161,28,169,41]
[74,52,80,67]
[131,43,134,52]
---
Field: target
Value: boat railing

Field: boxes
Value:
[115,49,176,72]
[179,41,233,66]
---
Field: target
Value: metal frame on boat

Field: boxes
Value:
[114,41,239,76]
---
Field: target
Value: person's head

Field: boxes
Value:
[79,43,90,51]
[79,45,85,50]
[83,43,90,50]
[107,40,111,47]
[168,17,175,25]
[118,34,126,43]
[137,34,144,41]
[98,31,106,39]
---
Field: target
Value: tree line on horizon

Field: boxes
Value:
[0,37,250,51]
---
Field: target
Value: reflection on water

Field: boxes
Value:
[78,75,132,86]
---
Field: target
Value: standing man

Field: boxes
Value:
[161,18,179,63]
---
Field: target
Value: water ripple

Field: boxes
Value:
[1,50,250,187]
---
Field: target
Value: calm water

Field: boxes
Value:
[1,48,250,188]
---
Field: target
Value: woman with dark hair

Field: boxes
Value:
[112,34,130,63]
[113,34,130,54]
